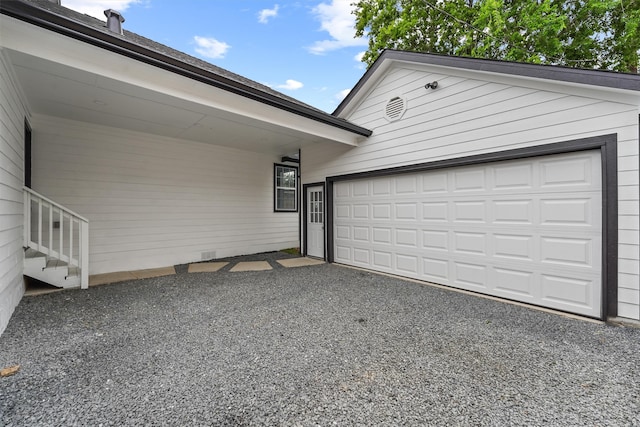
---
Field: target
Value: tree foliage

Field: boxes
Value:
[353,0,640,73]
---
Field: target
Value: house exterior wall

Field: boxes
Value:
[32,115,299,275]
[0,50,28,334]
[303,65,640,321]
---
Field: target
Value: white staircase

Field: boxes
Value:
[23,187,89,289]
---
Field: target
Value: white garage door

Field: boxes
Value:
[334,151,602,317]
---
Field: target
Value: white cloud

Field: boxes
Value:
[277,79,304,90]
[194,36,230,59]
[308,0,367,55]
[336,88,351,100]
[62,0,142,19]
[258,4,279,24]
[354,51,366,69]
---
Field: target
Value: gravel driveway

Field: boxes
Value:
[1,253,639,426]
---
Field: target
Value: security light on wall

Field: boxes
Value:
[425,81,438,90]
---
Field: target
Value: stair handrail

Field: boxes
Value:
[23,187,89,289]
[23,187,89,222]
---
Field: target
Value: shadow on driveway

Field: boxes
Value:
[1,258,639,425]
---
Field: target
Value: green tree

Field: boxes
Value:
[353,0,640,72]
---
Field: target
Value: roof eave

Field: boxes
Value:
[0,1,372,137]
[334,49,640,117]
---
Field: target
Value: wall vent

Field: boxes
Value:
[384,96,406,122]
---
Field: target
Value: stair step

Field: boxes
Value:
[24,248,80,289]
[45,258,68,269]
[25,248,46,259]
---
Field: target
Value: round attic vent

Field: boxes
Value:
[384,96,406,121]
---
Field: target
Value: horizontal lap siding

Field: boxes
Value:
[0,50,27,335]
[33,115,298,275]
[617,129,640,318]
[303,66,640,320]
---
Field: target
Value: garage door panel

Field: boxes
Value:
[395,176,418,193]
[493,233,535,261]
[354,247,371,265]
[540,156,596,188]
[493,163,534,190]
[492,267,536,297]
[336,225,350,240]
[335,182,350,198]
[353,181,369,197]
[334,151,602,318]
[453,232,487,255]
[454,201,486,222]
[423,202,448,221]
[454,262,488,289]
[335,204,350,219]
[541,274,595,311]
[453,169,486,192]
[493,200,534,224]
[373,250,392,269]
[540,198,596,226]
[373,204,392,220]
[423,257,449,281]
[396,203,418,220]
[352,226,369,242]
[540,236,595,268]
[396,228,418,247]
[372,227,392,244]
[352,204,369,219]
[423,230,449,251]
[423,173,448,193]
[335,245,352,263]
[373,179,392,195]
[396,254,419,274]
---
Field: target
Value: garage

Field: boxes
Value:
[332,150,603,318]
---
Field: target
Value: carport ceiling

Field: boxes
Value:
[10,49,331,155]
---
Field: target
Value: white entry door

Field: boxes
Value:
[333,151,602,318]
[307,186,324,258]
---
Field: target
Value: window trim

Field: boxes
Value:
[274,163,299,212]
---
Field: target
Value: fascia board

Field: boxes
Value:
[334,59,394,119]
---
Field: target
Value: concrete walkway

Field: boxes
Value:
[26,253,324,295]
[4,253,639,425]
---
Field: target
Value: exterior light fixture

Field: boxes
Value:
[425,81,438,90]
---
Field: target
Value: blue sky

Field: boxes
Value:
[62,0,369,112]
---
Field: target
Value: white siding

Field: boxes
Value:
[303,65,640,320]
[32,115,298,275]
[0,50,27,335]
[617,128,640,319]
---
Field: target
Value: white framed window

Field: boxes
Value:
[274,164,298,212]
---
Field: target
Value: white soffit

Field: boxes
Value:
[1,15,362,152]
